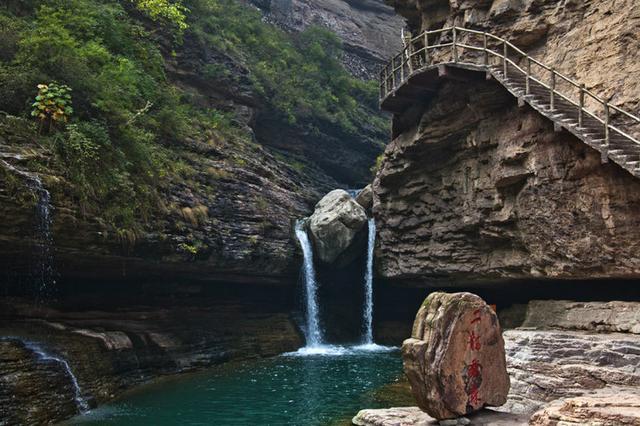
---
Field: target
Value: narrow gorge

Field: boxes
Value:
[1,0,639,425]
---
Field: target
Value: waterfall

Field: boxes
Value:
[30,177,54,300]
[294,220,323,347]
[1,160,55,298]
[23,341,89,413]
[362,218,376,344]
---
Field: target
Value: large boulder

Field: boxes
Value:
[402,292,510,420]
[308,189,367,264]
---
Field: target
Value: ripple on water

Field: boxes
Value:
[66,348,402,426]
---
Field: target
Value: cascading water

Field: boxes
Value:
[23,340,89,413]
[30,177,54,300]
[362,218,376,345]
[1,159,55,298]
[294,220,323,347]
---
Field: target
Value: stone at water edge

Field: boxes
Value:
[308,189,367,264]
[402,292,510,420]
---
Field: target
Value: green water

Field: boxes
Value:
[68,346,401,426]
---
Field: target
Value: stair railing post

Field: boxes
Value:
[400,50,405,83]
[452,27,458,63]
[503,40,507,77]
[483,32,488,66]
[550,68,556,111]
[578,84,585,128]
[391,57,396,91]
[525,57,531,95]
[424,31,430,65]
[407,40,413,75]
[604,102,610,160]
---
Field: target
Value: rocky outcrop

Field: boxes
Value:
[0,289,302,425]
[374,0,640,285]
[402,292,509,419]
[249,0,405,79]
[309,189,367,264]
[373,77,640,284]
[521,300,640,334]
[0,339,81,425]
[353,406,529,425]
[529,388,640,426]
[503,329,640,414]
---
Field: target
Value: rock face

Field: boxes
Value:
[373,77,640,284]
[402,292,510,419]
[374,0,640,285]
[521,300,640,334]
[529,389,640,426]
[503,329,640,415]
[353,406,529,426]
[308,189,367,264]
[249,0,405,79]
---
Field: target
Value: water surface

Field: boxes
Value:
[68,347,401,426]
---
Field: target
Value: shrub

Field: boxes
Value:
[31,83,73,132]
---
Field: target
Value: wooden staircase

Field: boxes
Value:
[379,27,640,178]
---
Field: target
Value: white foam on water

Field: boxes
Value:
[283,344,398,357]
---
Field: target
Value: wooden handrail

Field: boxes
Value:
[380,26,640,150]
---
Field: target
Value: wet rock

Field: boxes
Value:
[402,292,510,420]
[0,338,80,425]
[521,300,640,334]
[308,189,367,264]
[529,388,640,426]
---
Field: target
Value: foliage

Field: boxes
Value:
[130,0,188,34]
[31,83,73,131]
[187,0,386,137]
[0,0,387,232]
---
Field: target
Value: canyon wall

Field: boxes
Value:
[374,0,640,285]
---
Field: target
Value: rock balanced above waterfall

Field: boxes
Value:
[308,189,367,264]
[402,292,510,420]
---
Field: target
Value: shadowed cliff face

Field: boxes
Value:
[249,0,405,79]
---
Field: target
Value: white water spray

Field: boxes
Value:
[294,220,323,347]
[362,218,375,344]
[23,340,89,412]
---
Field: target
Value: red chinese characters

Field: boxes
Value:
[464,309,484,410]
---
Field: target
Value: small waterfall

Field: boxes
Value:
[23,341,89,413]
[30,177,54,300]
[1,160,55,298]
[362,218,376,344]
[294,220,323,347]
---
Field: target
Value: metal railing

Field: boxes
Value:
[379,26,640,154]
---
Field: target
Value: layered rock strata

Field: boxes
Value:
[374,78,640,284]
[0,291,302,425]
[374,0,640,284]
